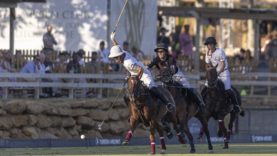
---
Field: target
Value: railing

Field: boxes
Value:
[0,73,200,99]
[0,72,277,99]
[0,73,125,99]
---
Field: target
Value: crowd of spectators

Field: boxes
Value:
[0,25,149,98]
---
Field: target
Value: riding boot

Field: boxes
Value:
[187,88,205,113]
[150,87,175,112]
[226,89,240,113]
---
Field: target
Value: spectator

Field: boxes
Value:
[98,41,110,64]
[66,52,81,73]
[20,53,46,74]
[97,41,114,72]
[157,27,170,49]
[170,25,181,55]
[179,24,193,58]
[14,50,26,71]
[86,51,102,97]
[66,53,87,98]
[44,52,54,74]
[0,50,17,82]
[87,51,101,73]
[131,46,144,62]
[53,51,69,73]
[123,41,129,51]
[1,50,17,73]
[43,24,57,54]
[77,49,86,67]
[265,31,277,59]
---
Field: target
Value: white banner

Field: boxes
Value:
[0,0,108,52]
[0,0,157,56]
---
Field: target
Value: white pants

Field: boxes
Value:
[140,73,156,89]
[172,70,191,88]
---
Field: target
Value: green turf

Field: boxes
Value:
[0,143,277,156]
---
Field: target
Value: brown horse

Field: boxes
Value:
[201,65,244,149]
[157,70,213,153]
[122,76,185,154]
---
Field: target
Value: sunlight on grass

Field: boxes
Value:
[0,143,276,156]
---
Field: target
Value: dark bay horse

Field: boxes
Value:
[157,70,213,153]
[122,76,185,154]
[201,65,244,149]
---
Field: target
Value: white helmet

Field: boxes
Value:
[109,45,124,58]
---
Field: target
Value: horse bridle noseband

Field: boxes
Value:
[207,78,218,88]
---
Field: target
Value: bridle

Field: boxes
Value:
[207,78,218,88]
[206,67,219,88]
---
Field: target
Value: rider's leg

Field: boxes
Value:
[150,87,175,112]
[226,89,240,113]
[187,88,205,112]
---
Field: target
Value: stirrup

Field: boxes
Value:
[166,103,175,112]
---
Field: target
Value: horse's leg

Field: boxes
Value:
[122,115,138,145]
[161,114,173,139]
[228,111,237,139]
[155,122,167,154]
[149,123,156,155]
[198,113,211,140]
[183,121,196,153]
[169,112,186,144]
[218,119,229,149]
[195,113,213,152]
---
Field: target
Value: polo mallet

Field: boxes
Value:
[97,82,126,131]
[112,0,129,33]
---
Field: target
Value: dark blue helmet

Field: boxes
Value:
[154,43,168,53]
[204,37,217,45]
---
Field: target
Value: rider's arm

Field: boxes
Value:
[147,58,158,69]
[217,60,225,75]
[110,32,119,46]
[128,62,144,79]
[217,49,226,75]
[137,66,144,79]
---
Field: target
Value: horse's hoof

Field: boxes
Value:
[178,138,186,144]
[208,150,214,153]
[167,132,173,139]
[223,146,229,149]
[160,149,166,154]
[189,149,196,153]
[122,140,129,145]
[190,149,196,153]
[223,142,229,149]
[223,145,229,149]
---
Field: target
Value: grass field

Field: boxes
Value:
[0,143,277,156]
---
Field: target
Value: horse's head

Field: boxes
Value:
[127,76,147,102]
[206,64,218,88]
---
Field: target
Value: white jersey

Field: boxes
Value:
[123,52,156,88]
[205,48,230,77]
[205,48,231,90]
